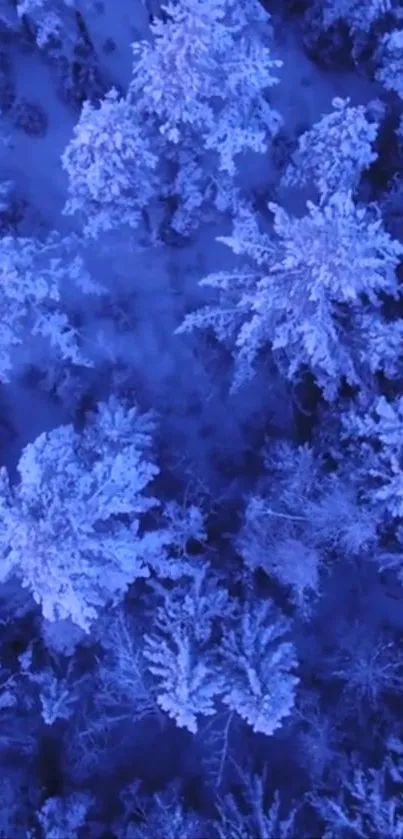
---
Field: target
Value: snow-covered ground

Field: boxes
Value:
[271,24,379,135]
[3,49,77,231]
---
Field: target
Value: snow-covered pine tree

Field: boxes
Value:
[281,97,379,200]
[0,233,93,381]
[38,792,93,839]
[376,30,403,99]
[218,600,299,736]
[130,0,282,157]
[310,742,403,839]
[178,192,403,399]
[62,88,158,238]
[143,568,230,733]
[342,395,403,522]
[215,773,298,839]
[0,397,166,631]
[312,0,392,36]
[237,438,378,617]
[127,0,282,233]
